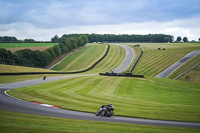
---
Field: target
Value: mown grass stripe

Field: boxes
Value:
[87,44,126,73]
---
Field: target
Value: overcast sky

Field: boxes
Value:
[0,0,200,41]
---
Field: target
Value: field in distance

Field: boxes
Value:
[0,43,58,52]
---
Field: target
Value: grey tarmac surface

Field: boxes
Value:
[112,43,134,73]
[0,75,200,128]
[156,50,200,78]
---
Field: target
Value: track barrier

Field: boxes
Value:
[174,62,200,80]
[129,50,143,73]
[99,72,144,78]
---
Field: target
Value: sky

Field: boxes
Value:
[0,0,200,41]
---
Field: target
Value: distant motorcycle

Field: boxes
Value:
[95,104,114,117]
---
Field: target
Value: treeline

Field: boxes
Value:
[0,35,88,68]
[0,36,18,43]
[51,33,174,43]
[0,36,51,43]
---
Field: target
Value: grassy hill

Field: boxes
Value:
[177,64,200,82]
[129,43,200,77]
[8,75,200,122]
[168,54,200,80]
[86,43,126,73]
[52,43,127,74]
[52,43,107,72]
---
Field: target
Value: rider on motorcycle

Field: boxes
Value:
[95,104,114,117]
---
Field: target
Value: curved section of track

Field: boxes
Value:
[156,50,200,78]
[112,43,134,73]
[0,75,200,128]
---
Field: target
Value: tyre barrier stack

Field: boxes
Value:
[99,72,144,78]
[0,44,110,75]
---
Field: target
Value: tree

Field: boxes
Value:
[0,36,18,42]
[43,50,52,65]
[199,38,200,42]
[163,37,171,42]
[65,39,73,50]
[53,45,62,56]
[14,49,35,67]
[176,36,182,42]
[80,35,89,44]
[24,39,35,43]
[183,37,188,42]
[51,35,60,43]
[46,47,57,60]
[59,43,68,54]
[77,36,84,46]
[0,48,15,65]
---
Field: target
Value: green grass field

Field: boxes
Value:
[0,43,58,48]
[52,43,107,72]
[86,43,126,73]
[7,75,200,122]
[0,64,55,73]
[1,111,199,133]
[168,54,200,80]
[0,74,69,84]
[127,43,200,77]
[178,65,200,82]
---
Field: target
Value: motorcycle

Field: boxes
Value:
[95,104,114,117]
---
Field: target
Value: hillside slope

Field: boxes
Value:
[130,43,200,77]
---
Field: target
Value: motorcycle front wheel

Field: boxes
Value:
[95,111,100,116]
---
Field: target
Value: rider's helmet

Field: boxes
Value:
[108,103,114,108]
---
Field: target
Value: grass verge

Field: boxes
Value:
[0,64,55,73]
[168,54,200,80]
[178,65,200,82]
[0,111,199,133]
[0,74,69,84]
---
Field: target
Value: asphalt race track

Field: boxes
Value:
[112,43,134,73]
[0,47,200,128]
[156,50,200,78]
